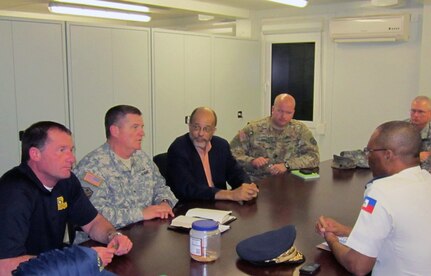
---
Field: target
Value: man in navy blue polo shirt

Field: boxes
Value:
[0,121,133,274]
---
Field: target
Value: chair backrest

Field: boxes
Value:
[153,152,168,180]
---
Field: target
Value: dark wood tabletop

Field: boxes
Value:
[92,160,372,276]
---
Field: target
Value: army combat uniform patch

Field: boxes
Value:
[83,172,103,187]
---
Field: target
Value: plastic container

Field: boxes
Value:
[189,220,221,262]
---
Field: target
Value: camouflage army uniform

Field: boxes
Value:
[73,143,178,231]
[406,119,431,172]
[230,117,319,181]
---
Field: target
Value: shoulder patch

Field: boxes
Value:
[83,172,103,187]
[361,196,377,214]
[239,130,247,142]
[82,187,93,198]
[310,137,317,145]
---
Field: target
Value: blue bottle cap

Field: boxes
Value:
[191,220,219,231]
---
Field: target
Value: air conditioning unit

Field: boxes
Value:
[329,13,410,43]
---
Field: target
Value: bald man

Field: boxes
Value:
[316,121,431,276]
[230,93,319,181]
[167,107,259,202]
[406,96,431,170]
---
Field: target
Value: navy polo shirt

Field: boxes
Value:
[0,163,98,258]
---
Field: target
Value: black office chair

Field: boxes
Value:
[153,152,168,180]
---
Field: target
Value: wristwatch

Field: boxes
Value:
[107,231,123,242]
[284,161,290,170]
[97,256,104,272]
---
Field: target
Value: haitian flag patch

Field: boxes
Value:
[361,196,377,214]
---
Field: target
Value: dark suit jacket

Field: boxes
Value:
[167,133,251,200]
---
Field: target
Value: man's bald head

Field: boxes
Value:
[372,121,421,161]
[274,93,295,107]
[271,93,296,129]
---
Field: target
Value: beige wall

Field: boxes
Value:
[419,3,431,95]
[256,2,425,160]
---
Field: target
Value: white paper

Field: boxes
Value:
[316,236,348,251]
[185,208,235,224]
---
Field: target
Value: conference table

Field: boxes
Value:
[87,160,372,275]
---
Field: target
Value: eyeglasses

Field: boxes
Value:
[363,147,387,155]
[190,124,215,133]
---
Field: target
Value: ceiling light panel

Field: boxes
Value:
[267,0,308,8]
[48,2,151,22]
[54,0,150,12]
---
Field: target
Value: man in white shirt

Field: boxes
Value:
[316,121,431,276]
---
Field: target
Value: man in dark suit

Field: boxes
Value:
[167,107,259,201]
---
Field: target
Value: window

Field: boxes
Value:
[272,42,315,121]
[264,32,321,126]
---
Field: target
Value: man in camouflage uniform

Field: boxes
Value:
[73,105,178,239]
[230,93,319,181]
[406,96,431,172]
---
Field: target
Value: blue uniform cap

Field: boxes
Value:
[236,225,305,266]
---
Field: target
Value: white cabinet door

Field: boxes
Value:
[213,37,261,142]
[152,30,211,154]
[13,21,69,128]
[68,24,152,161]
[0,20,19,175]
[184,34,212,112]
[0,18,68,175]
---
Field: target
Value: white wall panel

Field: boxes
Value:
[213,37,261,141]
[152,30,212,154]
[13,21,68,129]
[0,20,19,175]
[0,18,67,175]
[68,24,152,160]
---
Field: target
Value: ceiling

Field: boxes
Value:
[0,0,363,23]
[0,0,424,30]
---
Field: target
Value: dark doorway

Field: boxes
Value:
[271,42,315,121]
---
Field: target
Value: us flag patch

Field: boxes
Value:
[83,172,103,187]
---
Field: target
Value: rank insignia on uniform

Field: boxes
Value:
[361,196,377,214]
[83,172,103,187]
